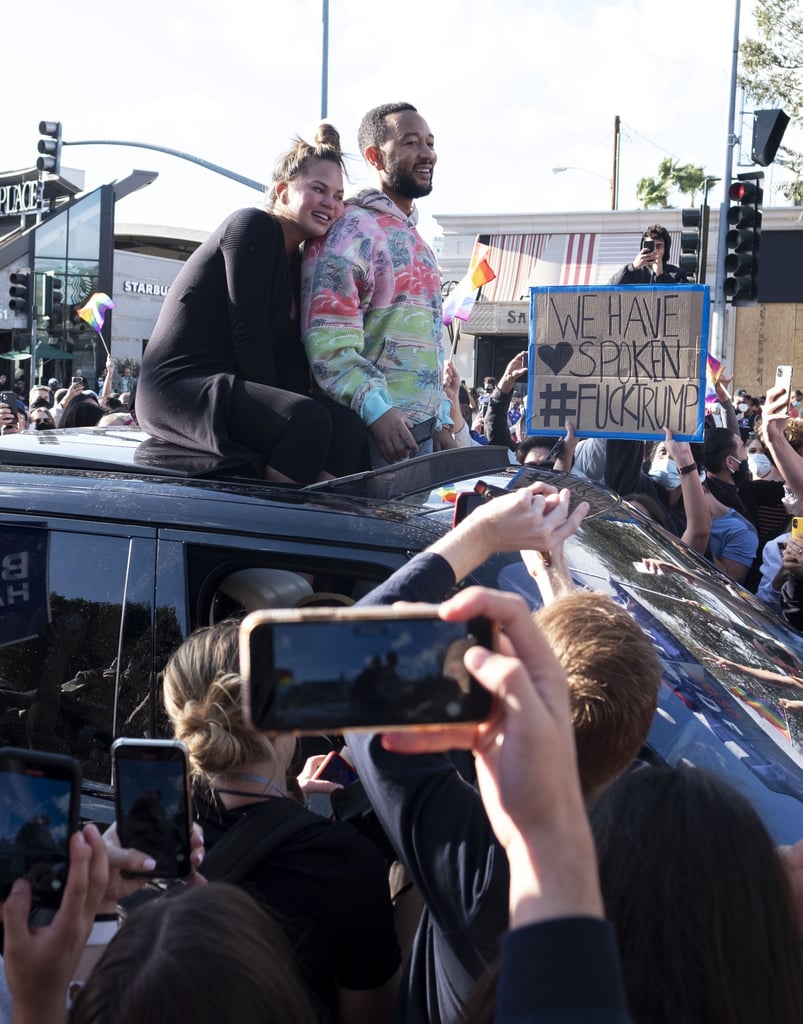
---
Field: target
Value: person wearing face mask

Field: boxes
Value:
[647,441,682,503]
[746,437,783,483]
[704,427,788,591]
[736,395,755,440]
[29,408,57,431]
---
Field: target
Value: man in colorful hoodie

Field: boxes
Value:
[301,101,447,467]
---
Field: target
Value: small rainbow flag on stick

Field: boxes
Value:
[77,292,115,354]
[705,354,722,405]
[442,242,496,327]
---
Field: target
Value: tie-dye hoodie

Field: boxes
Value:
[301,189,445,428]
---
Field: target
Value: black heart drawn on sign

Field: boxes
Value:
[539,342,573,376]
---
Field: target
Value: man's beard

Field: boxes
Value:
[385,163,433,200]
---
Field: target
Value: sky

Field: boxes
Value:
[4,0,793,249]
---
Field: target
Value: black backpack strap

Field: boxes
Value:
[201,798,321,884]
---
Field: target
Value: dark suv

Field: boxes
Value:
[0,428,801,843]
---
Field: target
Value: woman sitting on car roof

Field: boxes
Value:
[136,125,368,484]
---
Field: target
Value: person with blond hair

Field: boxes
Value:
[161,618,400,1024]
[137,125,367,483]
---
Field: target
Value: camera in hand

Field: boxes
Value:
[240,606,494,734]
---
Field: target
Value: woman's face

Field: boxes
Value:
[275,159,344,240]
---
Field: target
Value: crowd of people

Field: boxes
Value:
[0,357,137,435]
[0,102,802,1022]
[0,479,801,1023]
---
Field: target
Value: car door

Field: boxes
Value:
[0,518,157,816]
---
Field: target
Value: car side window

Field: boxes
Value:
[0,526,154,788]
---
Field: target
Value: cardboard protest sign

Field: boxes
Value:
[527,284,709,441]
[0,526,50,647]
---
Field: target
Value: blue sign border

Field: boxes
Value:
[526,283,710,442]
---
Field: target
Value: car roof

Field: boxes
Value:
[0,428,616,509]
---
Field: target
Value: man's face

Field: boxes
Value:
[727,433,748,477]
[375,110,436,203]
[644,237,665,260]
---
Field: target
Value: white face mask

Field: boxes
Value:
[747,452,772,479]
[648,456,681,491]
[738,402,749,413]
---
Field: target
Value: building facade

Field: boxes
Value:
[435,206,803,398]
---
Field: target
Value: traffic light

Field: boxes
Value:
[43,274,63,322]
[679,208,701,281]
[36,121,62,175]
[724,174,763,306]
[8,272,30,315]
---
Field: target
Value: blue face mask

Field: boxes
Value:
[649,456,681,491]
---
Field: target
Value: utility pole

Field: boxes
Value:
[611,115,620,211]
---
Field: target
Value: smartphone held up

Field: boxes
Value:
[240,605,495,735]
[776,365,793,401]
[0,748,81,907]
[112,738,192,878]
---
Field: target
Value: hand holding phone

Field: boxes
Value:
[312,750,358,787]
[240,605,495,735]
[776,365,793,401]
[0,392,18,434]
[112,739,192,878]
[0,748,81,907]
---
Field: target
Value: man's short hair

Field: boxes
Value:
[535,592,661,799]
[515,435,556,466]
[358,102,418,154]
[642,224,673,263]
[703,427,738,473]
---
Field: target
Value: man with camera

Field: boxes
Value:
[608,224,688,285]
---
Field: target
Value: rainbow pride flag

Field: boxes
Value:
[77,292,115,335]
[443,243,496,326]
[705,354,722,405]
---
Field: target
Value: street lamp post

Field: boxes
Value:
[321,0,329,120]
[61,138,265,192]
[552,164,614,208]
[711,0,742,361]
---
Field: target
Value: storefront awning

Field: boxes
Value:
[5,345,76,361]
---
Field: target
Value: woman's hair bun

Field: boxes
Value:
[315,122,341,154]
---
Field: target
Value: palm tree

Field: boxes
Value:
[636,176,670,208]
[672,163,707,205]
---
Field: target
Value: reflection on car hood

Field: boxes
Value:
[493,499,803,844]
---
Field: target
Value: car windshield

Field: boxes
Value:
[418,461,803,845]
